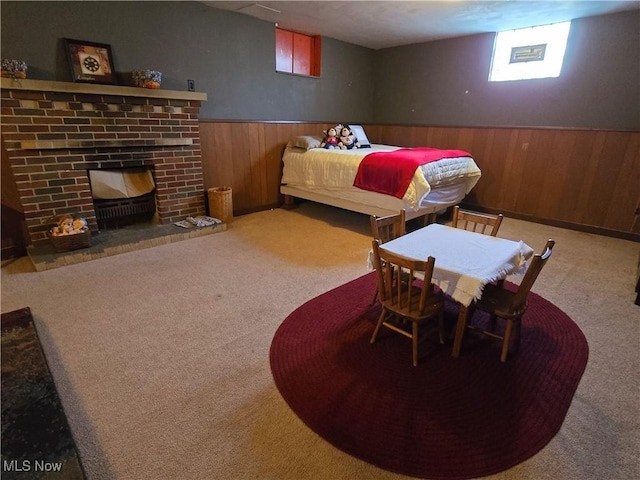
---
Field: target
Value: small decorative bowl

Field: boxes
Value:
[132,70,162,89]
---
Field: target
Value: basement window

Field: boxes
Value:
[276,27,321,77]
[489,21,571,82]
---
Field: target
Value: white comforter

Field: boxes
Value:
[281,144,482,210]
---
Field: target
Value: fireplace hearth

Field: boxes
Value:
[27,220,226,271]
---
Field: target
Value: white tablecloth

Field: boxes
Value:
[369,223,534,306]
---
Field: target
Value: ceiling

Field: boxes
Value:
[202,1,640,50]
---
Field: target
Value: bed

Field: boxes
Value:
[280,130,482,221]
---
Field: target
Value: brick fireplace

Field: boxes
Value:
[1,78,208,245]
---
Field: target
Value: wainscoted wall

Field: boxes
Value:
[200,121,639,240]
[199,121,334,214]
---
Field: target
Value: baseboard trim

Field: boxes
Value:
[460,204,640,242]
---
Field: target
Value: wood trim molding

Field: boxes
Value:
[1,78,207,101]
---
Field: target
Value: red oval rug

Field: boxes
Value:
[270,273,589,479]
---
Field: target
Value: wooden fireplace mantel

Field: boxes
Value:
[4,138,195,151]
[0,78,207,101]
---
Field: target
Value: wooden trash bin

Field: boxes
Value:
[208,187,233,223]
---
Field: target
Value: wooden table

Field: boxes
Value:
[376,223,534,357]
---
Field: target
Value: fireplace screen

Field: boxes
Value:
[89,168,156,229]
[89,168,155,199]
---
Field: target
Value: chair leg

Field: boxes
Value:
[500,318,514,363]
[370,288,378,306]
[412,321,419,367]
[370,308,387,344]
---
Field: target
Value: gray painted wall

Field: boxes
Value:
[373,10,640,130]
[0,1,375,122]
[1,2,638,130]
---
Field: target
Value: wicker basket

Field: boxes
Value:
[207,187,233,223]
[50,230,91,252]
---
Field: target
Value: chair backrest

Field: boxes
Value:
[452,206,503,237]
[511,239,555,312]
[370,209,406,244]
[372,239,436,316]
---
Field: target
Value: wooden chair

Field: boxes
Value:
[451,206,503,237]
[370,239,445,367]
[370,209,406,305]
[467,239,555,362]
[370,209,406,244]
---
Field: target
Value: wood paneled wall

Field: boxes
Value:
[199,121,336,214]
[369,125,640,238]
[182,121,640,239]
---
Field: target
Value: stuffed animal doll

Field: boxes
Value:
[51,214,74,236]
[51,215,89,236]
[320,125,341,149]
[339,125,360,150]
[72,217,88,233]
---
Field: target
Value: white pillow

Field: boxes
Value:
[288,135,323,150]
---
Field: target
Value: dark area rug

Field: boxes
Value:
[270,273,589,480]
[1,307,85,479]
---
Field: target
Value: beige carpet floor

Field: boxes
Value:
[1,202,638,480]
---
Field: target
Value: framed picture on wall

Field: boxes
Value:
[64,38,116,84]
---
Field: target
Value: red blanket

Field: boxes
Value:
[353,147,472,198]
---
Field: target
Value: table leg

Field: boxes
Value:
[452,304,468,358]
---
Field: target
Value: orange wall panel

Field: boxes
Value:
[293,32,312,75]
[275,28,293,73]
